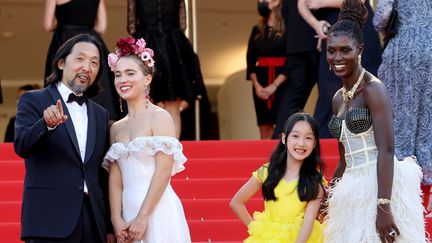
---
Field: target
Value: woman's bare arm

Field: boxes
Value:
[43,0,57,32]
[94,0,107,34]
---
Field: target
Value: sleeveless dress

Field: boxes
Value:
[326,108,426,242]
[245,163,324,243]
[373,0,432,184]
[45,0,125,121]
[103,136,191,243]
[313,1,382,138]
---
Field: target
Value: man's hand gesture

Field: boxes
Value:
[44,99,68,128]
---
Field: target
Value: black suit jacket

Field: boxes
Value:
[14,84,110,241]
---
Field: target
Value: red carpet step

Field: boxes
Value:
[1,140,430,242]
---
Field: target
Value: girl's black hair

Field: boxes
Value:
[328,0,368,45]
[262,112,325,202]
[45,34,104,98]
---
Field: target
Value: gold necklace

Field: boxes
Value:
[342,68,365,103]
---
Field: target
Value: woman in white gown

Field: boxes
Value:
[323,0,426,242]
[102,37,191,243]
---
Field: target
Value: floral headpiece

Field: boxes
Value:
[108,37,155,71]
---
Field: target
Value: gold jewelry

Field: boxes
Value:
[342,68,365,103]
[377,198,391,205]
[378,204,391,214]
[358,54,362,65]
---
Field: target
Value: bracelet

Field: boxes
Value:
[378,204,391,215]
[377,198,391,205]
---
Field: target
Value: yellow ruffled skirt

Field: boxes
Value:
[245,211,324,243]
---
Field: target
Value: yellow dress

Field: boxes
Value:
[245,163,324,243]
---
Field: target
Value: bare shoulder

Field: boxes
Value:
[153,106,172,119]
[109,116,128,142]
[110,116,128,132]
[363,76,387,98]
[362,74,391,109]
[151,106,175,137]
[332,88,344,103]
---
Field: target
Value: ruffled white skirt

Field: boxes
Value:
[325,157,428,242]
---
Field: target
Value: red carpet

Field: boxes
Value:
[0,140,430,242]
[173,139,338,242]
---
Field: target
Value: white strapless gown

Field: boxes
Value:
[325,121,427,242]
[103,136,191,243]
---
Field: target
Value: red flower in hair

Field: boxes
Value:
[116,37,136,56]
[108,37,155,71]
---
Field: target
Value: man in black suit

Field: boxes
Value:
[272,0,320,137]
[14,34,113,243]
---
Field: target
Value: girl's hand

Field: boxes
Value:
[376,205,400,243]
[112,217,131,243]
[128,214,149,241]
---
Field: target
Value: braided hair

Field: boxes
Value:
[328,0,368,45]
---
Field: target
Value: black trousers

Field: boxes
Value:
[25,195,102,243]
[272,51,319,138]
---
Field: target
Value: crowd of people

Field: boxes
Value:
[4,0,431,242]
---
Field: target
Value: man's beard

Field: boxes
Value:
[67,77,89,94]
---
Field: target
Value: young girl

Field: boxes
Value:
[230,112,326,242]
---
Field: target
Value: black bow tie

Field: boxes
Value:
[67,93,87,106]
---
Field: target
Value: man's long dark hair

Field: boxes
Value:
[45,34,104,98]
[262,112,325,202]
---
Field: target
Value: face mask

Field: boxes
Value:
[257,2,271,18]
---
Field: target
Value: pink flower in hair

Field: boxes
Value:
[107,53,119,71]
[147,58,155,67]
[140,51,152,62]
[135,38,147,54]
[108,36,156,71]
[144,48,154,57]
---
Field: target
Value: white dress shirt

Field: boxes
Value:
[57,82,89,193]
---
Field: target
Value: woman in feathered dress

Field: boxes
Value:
[324,0,426,242]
